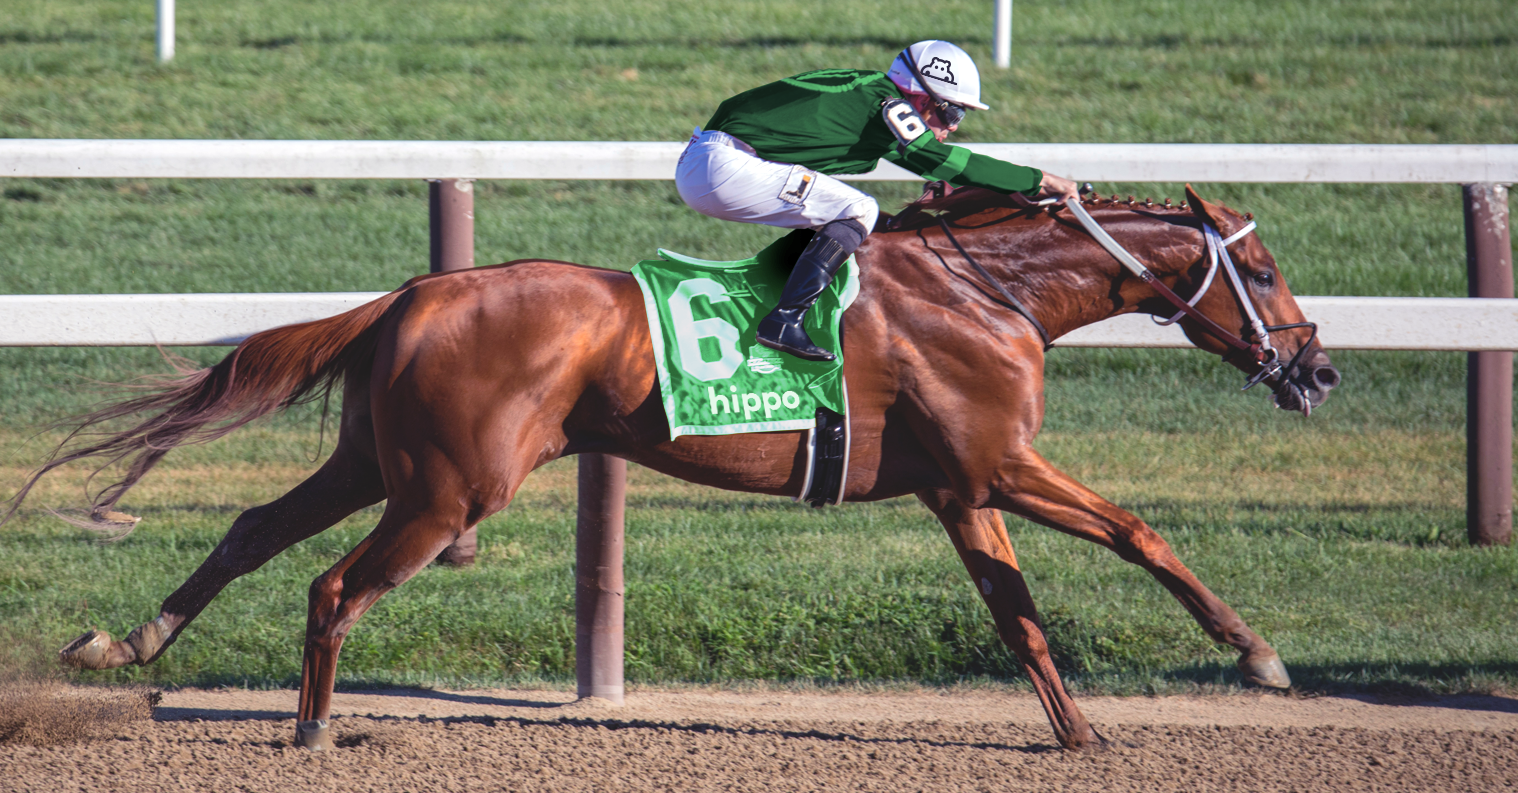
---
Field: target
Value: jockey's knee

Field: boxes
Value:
[829,199,879,241]
[815,194,875,257]
[816,216,870,257]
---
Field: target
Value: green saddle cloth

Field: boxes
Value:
[630,230,860,440]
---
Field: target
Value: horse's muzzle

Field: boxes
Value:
[1272,349,1340,417]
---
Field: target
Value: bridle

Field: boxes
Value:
[931,195,1319,401]
[1065,200,1318,394]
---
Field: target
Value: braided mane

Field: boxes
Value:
[882,185,1204,232]
[905,185,1026,215]
[882,187,1028,230]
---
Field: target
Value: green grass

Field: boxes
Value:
[3,429,1513,695]
[0,0,1514,695]
[3,0,1514,144]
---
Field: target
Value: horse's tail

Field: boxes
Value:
[1,288,411,535]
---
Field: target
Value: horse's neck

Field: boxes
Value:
[962,207,1205,342]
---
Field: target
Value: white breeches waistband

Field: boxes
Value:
[674,130,880,233]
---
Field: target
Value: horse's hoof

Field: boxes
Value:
[1238,652,1292,689]
[1060,729,1106,751]
[295,719,333,751]
[59,630,114,670]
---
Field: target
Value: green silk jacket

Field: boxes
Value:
[704,68,1042,195]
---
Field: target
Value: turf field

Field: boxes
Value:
[0,0,1514,695]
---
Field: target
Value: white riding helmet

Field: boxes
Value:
[887,40,989,111]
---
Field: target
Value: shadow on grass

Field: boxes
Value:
[624,494,818,513]
[1059,33,1516,50]
[1284,661,1518,699]
[567,35,921,50]
[1123,499,1459,516]
[1062,660,1518,701]
[224,32,927,50]
[1319,692,1518,714]
[1115,498,1465,546]
[0,30,104,46]
[621,493,928,514]
[221,31,1517,52]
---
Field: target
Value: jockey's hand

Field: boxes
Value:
[1037,172,1081,204]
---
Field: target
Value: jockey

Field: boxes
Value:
[676,40,1080,362]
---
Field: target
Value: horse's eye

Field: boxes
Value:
[1251,270,1275,289]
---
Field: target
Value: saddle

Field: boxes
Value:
[629,232,859,507]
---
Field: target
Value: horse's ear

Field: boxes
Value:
[1184,184,1224,228]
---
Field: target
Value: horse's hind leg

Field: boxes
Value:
[919,491,1101,750]
[987,450,1290,688]
[59,437,386,670]
[292,493,486,751]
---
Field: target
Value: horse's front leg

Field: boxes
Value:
[986,450,1291,688]
[919,490,1102,750]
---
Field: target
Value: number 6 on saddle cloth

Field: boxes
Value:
[630,230,855,507]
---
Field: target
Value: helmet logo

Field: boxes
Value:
[921,57,957,85]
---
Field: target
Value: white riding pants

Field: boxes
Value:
[675,130,880,233]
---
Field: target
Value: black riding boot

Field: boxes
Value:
[756,220,863,362]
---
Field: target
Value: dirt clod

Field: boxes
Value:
[0,637,157,746]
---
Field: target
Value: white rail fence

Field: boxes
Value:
[3,139,1515,352]
[5,139,1516,183]
[2,293,1515,351]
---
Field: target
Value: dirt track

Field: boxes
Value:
[2,686,1515,792]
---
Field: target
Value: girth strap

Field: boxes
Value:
[798,406,850,508]
[936,217,1052,349]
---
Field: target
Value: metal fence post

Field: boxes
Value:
[576,454,626,704]
[993,0,1013,69]
[156,0,175,63]
[429,178,475,274]
[430,178,481,565]
[1463,183,1514,547]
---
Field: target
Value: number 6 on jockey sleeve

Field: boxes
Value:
[881,98,930,150]
[667,278,744,382]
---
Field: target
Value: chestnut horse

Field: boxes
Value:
[15,185,1339,751]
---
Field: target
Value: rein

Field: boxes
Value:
[1065,200,1318,392]
[935,216,1051,348]
[932,199,1318,395]
[1065,201,1262,361]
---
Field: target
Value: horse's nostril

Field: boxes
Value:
[1312,366,1341,391]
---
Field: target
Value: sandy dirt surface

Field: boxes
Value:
[2,686,1515,792]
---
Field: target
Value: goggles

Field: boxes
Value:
[930,99,966,129]
[900,47,967,129]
